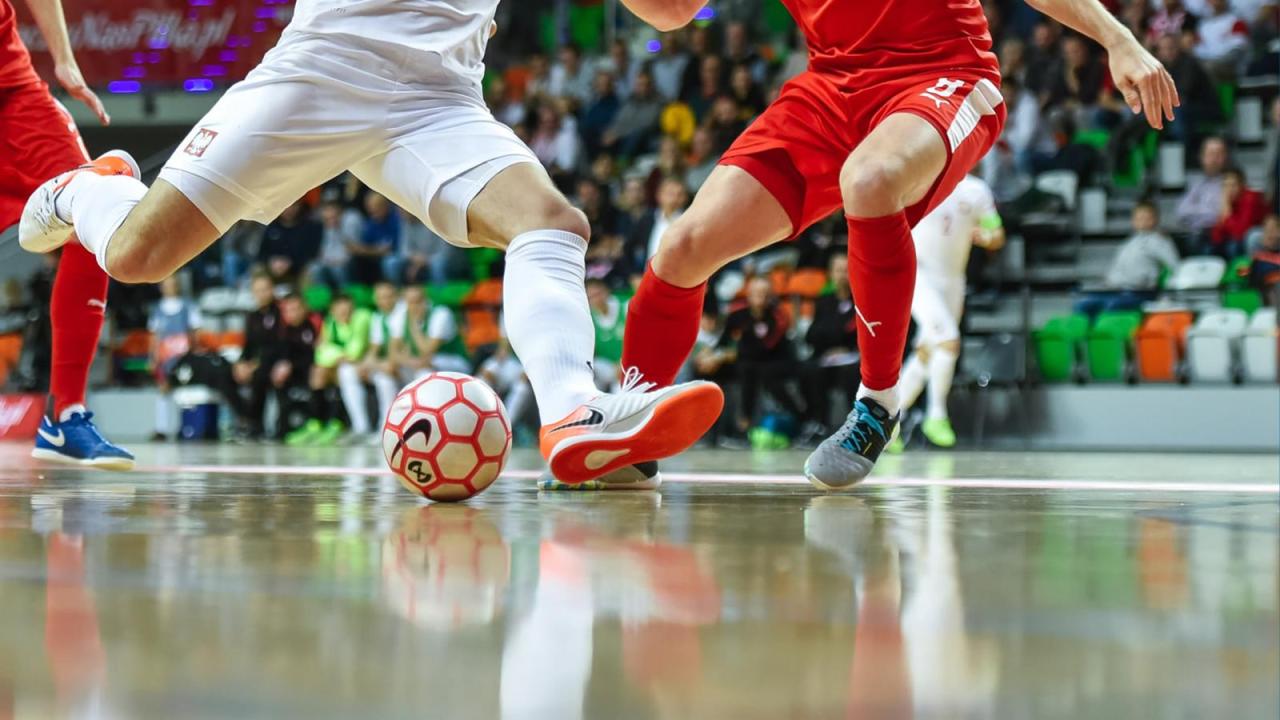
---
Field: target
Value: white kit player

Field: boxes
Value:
[18,0,723,486]
[891,173,1004,450]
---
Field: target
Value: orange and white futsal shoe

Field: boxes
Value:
[539,368,724,486]
[19,149,140,253]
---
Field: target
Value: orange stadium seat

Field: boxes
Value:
[785,269,827,299]
[1135,311,1194,382]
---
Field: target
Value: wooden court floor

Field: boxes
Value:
[0,443,1275,719]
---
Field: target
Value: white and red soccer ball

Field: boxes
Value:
[382,372,512,502]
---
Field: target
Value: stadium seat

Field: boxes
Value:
[1242,308,1278,383]
[1087,311,1141,381]
[1223,256,1252,289]
[302,284,333,313]
[785,269,827,299]
[1222,288,1262,314]
[1167,256,1226,290]
[345,284,375,310]
[1034,170,1078,212]
[1135,311,1194,382]
[427,281,474,309]
[1033,314,1089,382]
[1186,308,1248,383]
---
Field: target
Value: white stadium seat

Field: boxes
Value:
[1242,308,1278,383]
[1167,257,1226,291]
[1186,308,1248,383]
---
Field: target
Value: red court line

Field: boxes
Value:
[135,464,1279,494]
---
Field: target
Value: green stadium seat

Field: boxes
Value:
[1033,314,1089,382]
[302,284,333,313]
[1072,129,1111,150]
[1222,257,1253,290]
[427,281,475,309]
[345,284,375,310]
[1222,288,1263,314]
[1087,311,1141,381]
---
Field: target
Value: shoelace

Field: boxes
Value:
[619,366,656,394]
[64,412,110,445]
[837,402,887,453]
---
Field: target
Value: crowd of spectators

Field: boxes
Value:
[5,0,1276,443]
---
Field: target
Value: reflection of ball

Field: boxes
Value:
[381,505,511,628]
[382,372,512,502]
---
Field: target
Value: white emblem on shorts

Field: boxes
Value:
[184,128,218,158]
[921,78,965,109]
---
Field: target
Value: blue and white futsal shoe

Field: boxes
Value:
[32,411,136,471]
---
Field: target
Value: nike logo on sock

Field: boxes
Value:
[38,426,66,447]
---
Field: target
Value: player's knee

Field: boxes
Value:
[519,202,590,243]
[937,338,961,355]
[840,156,910,217]
[654,220,718,286]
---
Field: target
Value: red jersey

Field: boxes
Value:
[781,0,999,86]
[0,0,38,88]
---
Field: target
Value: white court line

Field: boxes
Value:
[135,464,1279,494]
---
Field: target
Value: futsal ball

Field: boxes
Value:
[382,371,512,502]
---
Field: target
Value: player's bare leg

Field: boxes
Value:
[623,164,793,386]
[20,153,220,283]
[806,113,948,490]
[467,163,723,485]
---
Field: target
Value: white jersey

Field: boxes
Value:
[286,0,497,85]
[912,175,998,280]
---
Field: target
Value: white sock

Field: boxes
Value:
[897,354,927,414]
[856,384,900,416]
[373,372,399,428]
[503,230,599,425]
[58,403,87,422]
[926,347,958,421]
[59,173,146,273]
[337,364,370,435]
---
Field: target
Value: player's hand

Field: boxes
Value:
[1106,39,1178,130]
[54,62,110,126]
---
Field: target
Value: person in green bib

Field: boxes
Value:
[286,294,371,445]
[586,278,625,391]
[383,286,470,388]
[338,281,401,438]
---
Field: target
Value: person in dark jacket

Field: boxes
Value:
[232,274,283,438]
[718,276,806,434]
[258,200,322,285]
[801,253,859,440]
[265,293,321,437]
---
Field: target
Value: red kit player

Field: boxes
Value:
[1,0,133,468]
[618,0,1177,488]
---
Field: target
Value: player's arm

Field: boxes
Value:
[1025,0,1177,129]
[618,0,707,31]
[22,0,109,125]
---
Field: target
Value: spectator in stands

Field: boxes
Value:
[217,220,262,290]
[600,70,663,159]
[685,55,726,120]
[530,100,583,179]
[598,39,640,99]
[232,274,280,439]
[340,281,402,440]
[575,179,617,240]
[719,276,807,437]
[1024,20,1062,95]
[1148,0,1190,45]
[1247,213,1280,303]
[614,177,652,247]
[580,71,621,156]
[1175,136,1230,242]
[1155,32,1221,143]
[627,175,689,269]
[587,279,625,390]
[999,37,1028,86]
[149,276,202,441]
[390,286,470,379]
[348,192,401,285]
[585,233,634,291]
[1075,200,1181,316]
[800,253,859,445]
[724,20,768,84]
[685,126,721,193]
[703,95,748,155]
[311,196,362,290]
[1266,97,1279,214]
[728,63,765,118]
[549,43,593,103]
[265,293,319,439]
[1193,0,1251,80]
[287,294,370,445]
[1207,168,1268,257]
[998,74,1053,173]
[486,76,526,128]
[258,200,322,287]
[1043,34,1109,128]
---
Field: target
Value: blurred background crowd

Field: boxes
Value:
[1,0,1276,448]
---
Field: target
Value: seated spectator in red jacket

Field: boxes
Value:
[1205,168,1267,258]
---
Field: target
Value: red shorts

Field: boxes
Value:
[0,81,88,229]
[720,68,1006,236]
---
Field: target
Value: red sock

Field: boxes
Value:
[49,241,109,418]
[621,263,706,387]
[846,212,915,392]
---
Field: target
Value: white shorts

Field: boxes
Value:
[911,273,965,347]
[159,33,538,246]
